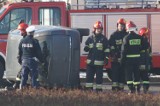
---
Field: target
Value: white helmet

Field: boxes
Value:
[26,26,36,33]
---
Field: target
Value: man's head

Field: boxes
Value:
[126,21,137,32]
[139,27,149,38]
[17,23,28,36]
[93,21,103,35]
[117,18,126,31]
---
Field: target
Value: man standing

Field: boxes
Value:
[84,21,110,91]
[13,22,28,89]
[139,27,151,93]
[121,21,147,94]
[18,26,43,89]
[109,18,128,91]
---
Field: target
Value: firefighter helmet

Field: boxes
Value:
[139,27,149,36]
[117,18,126,25]
[93,21,103,29]
[17,23,28,33]
[126,21,137,32]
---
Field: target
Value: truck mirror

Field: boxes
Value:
[74,28,89,43]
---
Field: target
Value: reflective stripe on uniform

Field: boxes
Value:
[112,82,118,87]
[127,81,133,84]
[139,65,146,70]
[85,83,93,88]
[106,57,109,60]
[119,83,124,88]
[126,54,140,58]
[111,46,115,50]
[104,48,110,53]
[94,60,104,65]
[143,81,149,84]
[16,77,21,81]
[140,50,145,53]
[133,82,140,85]
[87,59,91,64]
[139,65,151,70]
[96,84,102,89]
[89,43,93,48]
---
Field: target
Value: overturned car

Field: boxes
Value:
[6,25,88,88]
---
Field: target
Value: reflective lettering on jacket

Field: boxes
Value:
[22,43,33,48]
[115,39,123,45]
[96,43,103,50]
[129,39,141,45]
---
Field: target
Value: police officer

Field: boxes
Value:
[13,22,28,89]
[139,27,151,93]
[121,21,147,94]
[84,21,110,91]
[109,18,128,91]
[18,26,43,89]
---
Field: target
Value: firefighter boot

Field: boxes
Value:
[112,82,119,91]
[143,84,149,94]
[136,85,141,94]
[118,83,124,91]
[13,81,20,89]
[128,84,136,94]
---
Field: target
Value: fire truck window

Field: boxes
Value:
[39,8,61,26]
[0,8,32,34]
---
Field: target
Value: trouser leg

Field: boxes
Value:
[125,63,135,93]
[85,65,95,90]
[111,62,119,91]
[140,70,149,93]
[21,66,29,88]
[133,63,141,93]
[95,66,103,91]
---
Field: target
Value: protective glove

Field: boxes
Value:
[84,46,90,52]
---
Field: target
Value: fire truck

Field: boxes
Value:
[0,0,160,80]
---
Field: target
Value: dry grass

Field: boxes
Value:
[0,88,160,106]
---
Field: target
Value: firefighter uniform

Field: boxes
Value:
[121,31,147,93]
[139,28,152,93]
[84,33,110,91]
[109,30,128,91]
[18,26,43,89]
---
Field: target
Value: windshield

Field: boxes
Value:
[0,7,6,16]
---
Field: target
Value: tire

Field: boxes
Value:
[0,62,4,80]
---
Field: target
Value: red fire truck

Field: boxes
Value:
[0,0,160,80]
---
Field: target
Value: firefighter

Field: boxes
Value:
[121,21,147,94]
[139,27,151,93]
[84,21,110,91]
[13,22,28,89]
[18,26,44,89]
[109,18,128,91]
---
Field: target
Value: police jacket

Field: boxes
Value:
[139,37,152,70]
[18,35,44,63]
[84,33,110,66]
[109,30,128,62]
[121,31,147,63]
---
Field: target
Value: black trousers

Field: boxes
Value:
[86,65,103,84]
[125,62,140,83]
[111,62,125,85]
